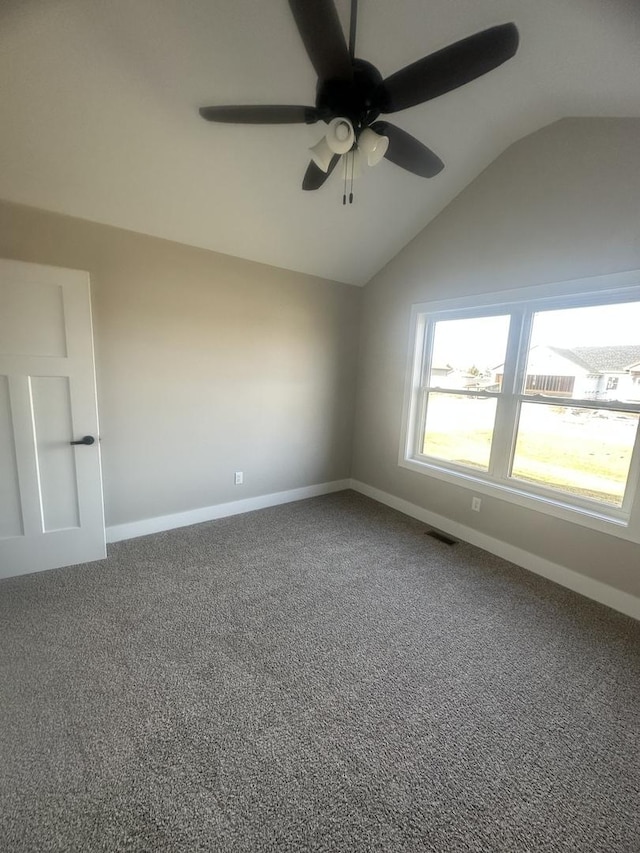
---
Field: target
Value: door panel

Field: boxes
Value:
[31,376,80,531]
[0,260,105,578]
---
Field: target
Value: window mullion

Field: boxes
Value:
[489,309,530,479]
[490,397,519,480]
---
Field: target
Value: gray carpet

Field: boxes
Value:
[1,491,639,852]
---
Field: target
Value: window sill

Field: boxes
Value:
[399,455,640,544]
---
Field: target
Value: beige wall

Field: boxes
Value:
[0,201,361,527]
[3,118,639,598]
[352,118,640,599]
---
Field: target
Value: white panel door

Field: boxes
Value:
[0,259,106,578]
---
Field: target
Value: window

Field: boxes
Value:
[400,272,640,541]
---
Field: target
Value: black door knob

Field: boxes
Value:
[70,435,95,446]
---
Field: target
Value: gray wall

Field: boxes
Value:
[0,201,361,527]
[352,118,640,599]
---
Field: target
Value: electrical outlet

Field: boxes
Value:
[471,496,482,512]
[234,471,243,485]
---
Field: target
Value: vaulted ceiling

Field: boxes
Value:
[1,0,639,285]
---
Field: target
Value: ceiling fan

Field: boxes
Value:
[199,0,519,195]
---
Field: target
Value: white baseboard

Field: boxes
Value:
[106,479,351,544]
[106,475,639,621]
[349,479,640,622]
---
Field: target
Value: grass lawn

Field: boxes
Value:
[423,398,638,506]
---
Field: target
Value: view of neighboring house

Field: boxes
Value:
[493,345,640,401]
[430,364,480,390]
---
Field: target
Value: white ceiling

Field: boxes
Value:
[1,0,639,285]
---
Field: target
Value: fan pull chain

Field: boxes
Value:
[349,150,354,204]
[341,150,356,206]
[342,154,347,205]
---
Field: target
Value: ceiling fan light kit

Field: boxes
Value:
[358,127,389,167]
[199,0,519,199]
[309,136,336,173]
[327,117,355,154]
[310,120,387,179]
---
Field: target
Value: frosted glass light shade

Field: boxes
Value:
[309,136,335,173]
[326,117,355,154]
[358,127,389,166]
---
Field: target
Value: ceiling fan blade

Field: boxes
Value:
[378,23,519,113]
[371,122,444,178]
[288,0,353,83]
[199,105,319,124]
[302,154,340,190]
[348,0,358,61]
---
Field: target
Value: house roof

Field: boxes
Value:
[494,345,640,374]
[1,1,639,285]
[568,346,640,373]
[546,347,596,373]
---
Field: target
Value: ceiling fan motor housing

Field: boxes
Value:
[316,59,383,132]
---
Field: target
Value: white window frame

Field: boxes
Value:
[399,269,640,544]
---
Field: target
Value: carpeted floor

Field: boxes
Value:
[1,490,639,852]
